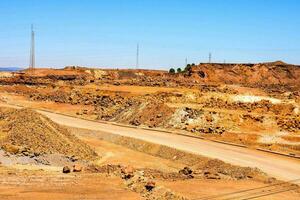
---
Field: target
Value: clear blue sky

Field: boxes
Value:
[0,0,300,69]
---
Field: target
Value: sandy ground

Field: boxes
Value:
[79,136,184,172]
[1,128,298,200]
[77,134,300,200]
[78,132,300,200]
[159,179,300,200]
[0,93,94,117]
[0,170,140,200]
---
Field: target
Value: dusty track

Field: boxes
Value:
[1,103,300,181]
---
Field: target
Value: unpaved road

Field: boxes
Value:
[34,110,300,181]
[1,103,300,181]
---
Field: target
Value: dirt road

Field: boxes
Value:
[1,103,300,181]
[31,110,300,182]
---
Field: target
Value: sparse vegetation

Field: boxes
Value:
[169,68,175,74]
[184,63,195,72]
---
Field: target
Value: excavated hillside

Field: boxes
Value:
[1,61,300,91]
[188,61,300,87]
[0,108,97,160]
[0,61,299,155]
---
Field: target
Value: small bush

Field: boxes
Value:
[169,68,175,74]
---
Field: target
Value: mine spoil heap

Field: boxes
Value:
[0,108,97,160]
[189,61,300,86]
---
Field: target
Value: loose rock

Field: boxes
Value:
[73,164,83,172]
[63,166,71,173]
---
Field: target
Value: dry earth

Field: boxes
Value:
[0,62,300,199]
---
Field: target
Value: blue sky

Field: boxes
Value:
[0,0,299,69]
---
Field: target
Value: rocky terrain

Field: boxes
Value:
[0,62,299,199]
[8,87,299,153]
[0,62,299,155]
[1,107,295,199]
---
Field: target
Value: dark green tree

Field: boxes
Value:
[177,68,182,73]
[169,68,175,74]
[184,64,192,72]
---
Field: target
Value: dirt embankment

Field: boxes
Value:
[0,108,97,160]
[70,127,268,182]
[189,61,300,87]
[85,62,300,89]
[0,68,91,86]
[3,61,299,89]
[70,127,286,200]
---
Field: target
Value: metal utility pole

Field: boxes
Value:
[209,52,212,63]
[30,24,35,69]
[136,43,139,69]
[185,58,187,67]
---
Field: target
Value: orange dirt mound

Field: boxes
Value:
[0,108,97,160]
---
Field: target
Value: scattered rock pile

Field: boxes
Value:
[86,164,188,200]
[203,98,295,116]
[62,164,83,173]
[195,159,262,180]
[85,161,268,200]
[277,117,300,132]
[128,101,175,128]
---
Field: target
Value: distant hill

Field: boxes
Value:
[189,61,300,86]
[0,67,23,72]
